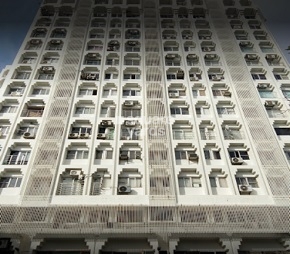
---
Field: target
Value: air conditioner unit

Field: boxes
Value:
[68,133,79,139]
[211,76,222,81]
[266,54,277,60]
[41,66,54,73]
[127,41,137,46]
[125,120,136,127]
[169,92,179,98]
[0,239,8,249]
[10,92,21,96]
[36,28,46,32]
[87,53,97,58]
[239,184,253,194]
[51,40,61,45]
[124,100,134,106]
[30,39,41,45]
[119,154,129,160]
[23,132,35,139]
[190,76,199,81]
[231,157,244,165]
[79,133,89,139]
[223,91,232,96]
[240,41,250,46]
[205,54,216,59]
[22,60,29,64]
[135,154,141,159]
[246,54,258,60]
[187,54,198,59]
[202,47,211,52]
[264,101,276,107]
[257,83,269,89]
[86,73,97,80]
[70,170,82,176]
[118,185,131,194]
[166,54,177,59]
[109,40,119,46]
[188,153,199,161]
[97,133,106,139]
[101,120,113,127]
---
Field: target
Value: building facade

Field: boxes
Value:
[0,0,290,253]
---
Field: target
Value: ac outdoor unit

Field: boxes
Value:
[68,133,79,139]
[125,120,136,127]
[118,185,131,194]
[41,66,54,73]
[264,101,276,107]
[79,133,89,139]
[70,170,82,176]
[257,83,269,89]
[169,92,179,98]
[188,153,199,161]
[231,157,244,165]
[119,154,129,160]
[101,120,113,127]
[239,184,253,194]
[223,91,231,97]
[97,133,106,139]
[23,132,35,139]
[124,101,134,106]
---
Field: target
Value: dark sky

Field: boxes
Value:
[0,0,290,70]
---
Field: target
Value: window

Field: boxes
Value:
[123,89,140,96]
[91,174,111,195]
[32,88,50,95]
[75,106,95,114]
[258,90,275,98]
[170,107,189,115]
[178,177,201,187]
[204,149,221,159]
[122,108,141,117]
[4,151,30,165]
[172,129,193,140]
[195,106,209,115]
[0,106,18,113]
[274,128,290,135]
[121,128,140,140]
[192,89,206,97]
[118,176,142,188]
[100,106,115,117]
[66,150,88,159]
[228,150,249,160]
[175,151,195,160]
[103,88,117,97]
[79,88,97,96]
[0,125,10,136]
[37,73,54,80]
[71,127,92,135]
[251,73,266,80]
[57,177,83,195]
[14,71,31,79]
[0,176,22,188]
[217,107,235,115]
[95,150,113,159]
[236,177,258,187]
[123,73,140,80]
[120,150,141,159]
[209,176,228,188]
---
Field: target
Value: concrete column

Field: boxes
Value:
[93,238,107,254]
[220,238,242,254]
[10,238,20,254]
[29,238,43,254]
[281,238,290,250]
[168,238,179,254]
[85,238,97,254]
[148,238,159,254]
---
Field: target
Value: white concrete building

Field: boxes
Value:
[0,0,289,253]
